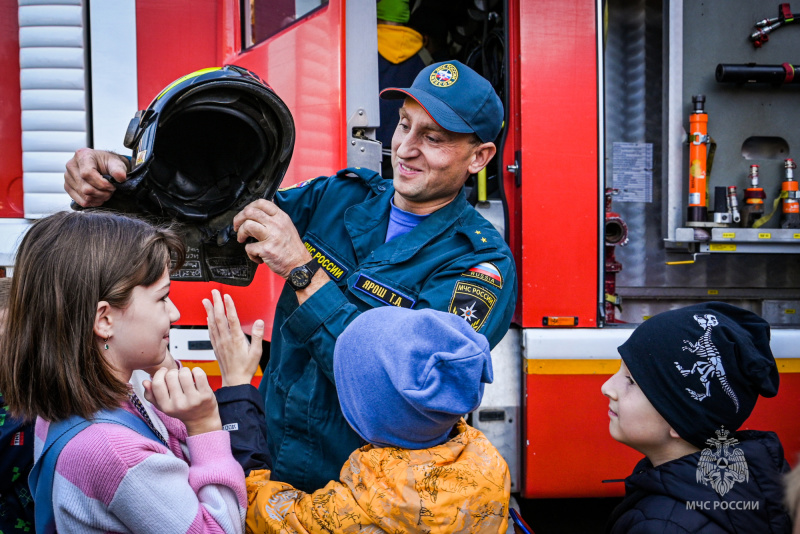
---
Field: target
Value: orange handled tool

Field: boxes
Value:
[688,95,709,223]
[742,165,766,227]
[782,158,800,228]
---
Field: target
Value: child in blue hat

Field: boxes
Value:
[602,302,792,533]
[205,295,511,534]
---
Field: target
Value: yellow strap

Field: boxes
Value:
[477,168,487,202]
[753,190,788,228]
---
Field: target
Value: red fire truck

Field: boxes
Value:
[1,0,797,500]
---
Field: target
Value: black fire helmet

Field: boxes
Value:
[102,65,295,286]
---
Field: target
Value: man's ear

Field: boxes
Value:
[467,142,497,175]
[668,427,683,440]
[94,301,114,339]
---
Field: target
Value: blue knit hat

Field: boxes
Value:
[380,60,504,143]
[334,307,493,449]
[618,302,779,449]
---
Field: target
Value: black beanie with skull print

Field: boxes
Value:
[617,302,779,449]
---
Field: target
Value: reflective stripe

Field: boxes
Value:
[525,358,800,375]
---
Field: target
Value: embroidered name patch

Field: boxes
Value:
[354,274,415,308]
[449,281,497,331]
[304,239,348,281]
[462,262,503,289]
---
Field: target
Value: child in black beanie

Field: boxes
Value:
[602,302,792,533]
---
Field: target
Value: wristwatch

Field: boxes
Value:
[287,259,322,290]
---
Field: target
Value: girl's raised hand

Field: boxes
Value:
[202,289,265,387]
[143,367,222,436]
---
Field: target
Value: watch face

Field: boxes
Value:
[290,266,311,288]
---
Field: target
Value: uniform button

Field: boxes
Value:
[377,185,386,192]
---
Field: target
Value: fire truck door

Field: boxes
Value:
[232,0,381,183]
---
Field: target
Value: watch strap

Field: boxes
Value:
[305,257,322,276]
[288,258,322,290]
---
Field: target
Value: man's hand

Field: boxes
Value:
[232,199,311,278]
[64,148,129,207]
[143,367,222,436]
[203,289,265,387]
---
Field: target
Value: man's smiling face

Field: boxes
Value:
[390,99,486,214]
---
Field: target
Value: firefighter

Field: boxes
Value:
[63,60,517,493]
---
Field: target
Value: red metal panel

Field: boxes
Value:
[169,269,283,335]
[225,2,346,188]
[0,3,23,218]
[135,0,220,109]
[133,0,256,329]
[134,1,346,336]
[523,373,641,498]
[523,372,800,497]
[205,1,345,336]
[742,373,800,463]
[502,0,522,325]
[517,0,599,328]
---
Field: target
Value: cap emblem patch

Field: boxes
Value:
[430,64,459,88]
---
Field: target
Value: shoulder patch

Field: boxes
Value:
[278,176,319,192]
[461,262,503,289]
[448,280,497,332]
[304,238,348,281]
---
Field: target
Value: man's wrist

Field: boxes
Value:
[285,253,322,290]
[113,151,132,172]
[281,251,313,280]
[295,268,330,306]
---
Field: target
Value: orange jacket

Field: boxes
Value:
[245,420,510,533]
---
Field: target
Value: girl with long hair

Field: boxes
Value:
[0,210,246,533]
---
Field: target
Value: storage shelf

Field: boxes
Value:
[670,227,800,254]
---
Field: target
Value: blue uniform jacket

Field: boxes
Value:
[262,167,517,492]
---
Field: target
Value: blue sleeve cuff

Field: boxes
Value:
[215,384,271,474]
[282,281,349,344]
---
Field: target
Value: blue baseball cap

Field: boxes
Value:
[380,60,504,143]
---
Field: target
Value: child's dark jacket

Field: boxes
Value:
[607,431,791,534]
[0,392,34,532]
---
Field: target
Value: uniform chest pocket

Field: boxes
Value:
[348,271,418,309]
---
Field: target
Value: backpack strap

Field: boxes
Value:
[29,408,164,533]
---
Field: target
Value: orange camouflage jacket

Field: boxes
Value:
[245,420,510,534]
